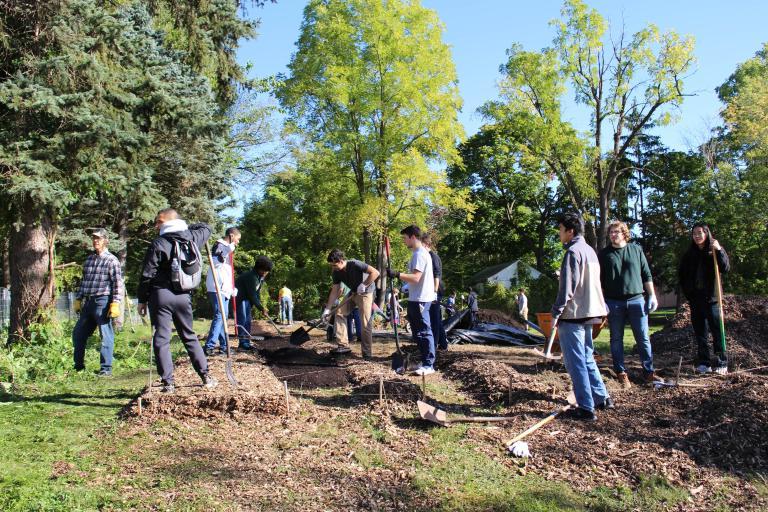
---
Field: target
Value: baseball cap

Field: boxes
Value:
[91,228,108,239]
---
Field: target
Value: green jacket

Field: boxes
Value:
[598,243,652,300]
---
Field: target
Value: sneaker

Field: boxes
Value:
[238,344,254,352]
[714,363,728,375]
[161,383,175,394]
[595,397,615,410]
[643,371,661,384]
[331,346,352,354]
[562,407,597,422]
[203,375,218,390]
[413,366,435,376]
[696,364,712,374]
[97,370,112,378]
[617,372,632,389]
[204,348,215,357]
[362,354,374,361]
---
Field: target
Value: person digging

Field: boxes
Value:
[322,249,380,359]
[204,227,241,356]
[598,220,660,388]
[235,256,273,350]
[551,212,614,421]
[387,225,436,376]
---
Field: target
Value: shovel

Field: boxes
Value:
[205,242,239,387]
[289,292,352,346]
[532,324,561,361]
[384,236,405,374]
[417,401,515,427]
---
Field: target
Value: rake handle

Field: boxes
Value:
[504,406,569,446]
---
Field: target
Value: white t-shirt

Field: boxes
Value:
[205,239,235,298]
[407,246,435,303]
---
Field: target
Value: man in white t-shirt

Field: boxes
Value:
[387,225,436,375]
[204,227,240,356]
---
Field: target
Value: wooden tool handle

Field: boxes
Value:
[504,406,568,445]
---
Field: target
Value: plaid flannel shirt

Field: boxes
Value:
[77,250,123,302]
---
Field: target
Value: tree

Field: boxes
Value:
[277,0,468,264]
[0,1,228,342]
[495,0,695,247]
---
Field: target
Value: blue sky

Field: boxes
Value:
[238,0,768,152]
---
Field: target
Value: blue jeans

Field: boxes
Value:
[606,296,654,374]
[236,298,253,348]
[72,295,114,372]
[281,297,293,324]
[408,301,434,368]
[346,308,362,341]
[206,292,229,352]
[558,321,609,412]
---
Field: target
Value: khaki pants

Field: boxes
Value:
[334,292,373,357]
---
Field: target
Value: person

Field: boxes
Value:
[386,287,405,331]
[204,227,241,356]
[445,291,457,317]
[551,212,613,421]
[279,284,293,325]
[421,232,448,351]
[235,256,273,350]
[72,228,123,376]
[346,306,363,343]
[467,287,479,327]
[137,208,216,393]
[679,223,730,375]
[387,225,435,375]
[598,220,659,388]
[517,288,529,331]
[322,249,380,358]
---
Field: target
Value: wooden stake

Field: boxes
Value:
[421,374,426,400]
[283,380,290,415]
[675,356,683,385]
[379,375,384,408]
[508,375,513,404]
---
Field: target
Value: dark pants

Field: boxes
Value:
[346,308,362,342]
[408,301,435,368]
[237,298,253,348]
[429,301,447,349]
[72,295,114,372]
[149,288,209,385]
[690,297,727,366]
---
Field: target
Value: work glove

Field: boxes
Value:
[74,299,82,314]
[137,303,147,317]
[386,269,400,279]
[647,294,658,313]
[109,302,120,318]
[356,283,367,294]
[508,441,530,458]
[321,308,331,323]
[232,287,238,297]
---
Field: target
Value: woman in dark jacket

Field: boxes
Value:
[678,223,730,374]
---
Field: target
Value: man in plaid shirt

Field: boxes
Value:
[72,228,123,376]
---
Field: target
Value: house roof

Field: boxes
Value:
[469,261,517,284]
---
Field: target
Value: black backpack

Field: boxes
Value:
[168,239,202,292]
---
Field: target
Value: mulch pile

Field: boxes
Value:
[347,361,423,404]
[476,309,525,330]
[652,295,768,368]
[126,352,292,420]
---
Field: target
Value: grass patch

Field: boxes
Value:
[586,475,690,511]
[413,426,584,511]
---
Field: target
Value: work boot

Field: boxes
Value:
[643,371,660,385]
[203,375,218,390]
[562,407,597,422]
[97,369,112,378]
[617,372,632,390]
[204,348,215,357]
[595,397,615,410]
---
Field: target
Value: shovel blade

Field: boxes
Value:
[417,400,448,426]
[225,359,239,387]
[391,350,405,374]
[532,347,562,361]
[290,327,311,346]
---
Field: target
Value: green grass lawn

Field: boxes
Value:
[592,307,673,355]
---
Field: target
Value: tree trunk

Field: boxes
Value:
[8,203,56,345]
[2,238,9,288]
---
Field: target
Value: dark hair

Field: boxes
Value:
[225,227,241,237]
[420,232,434,247]
[327,249,345,263]
[518,288,525,292]
[400,225,422,238]
[254,255,273,273]
[557,211,584,236]
[689,222,713,252]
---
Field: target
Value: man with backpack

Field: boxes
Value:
[204,227,241,356]
[137,208,217,394]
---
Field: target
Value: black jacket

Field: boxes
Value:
[678,245,730,303]
[137,223,211,302]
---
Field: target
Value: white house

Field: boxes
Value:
[469,260,544,292]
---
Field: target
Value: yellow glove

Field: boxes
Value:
[109,302,120,318]
[74,299,82,314]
